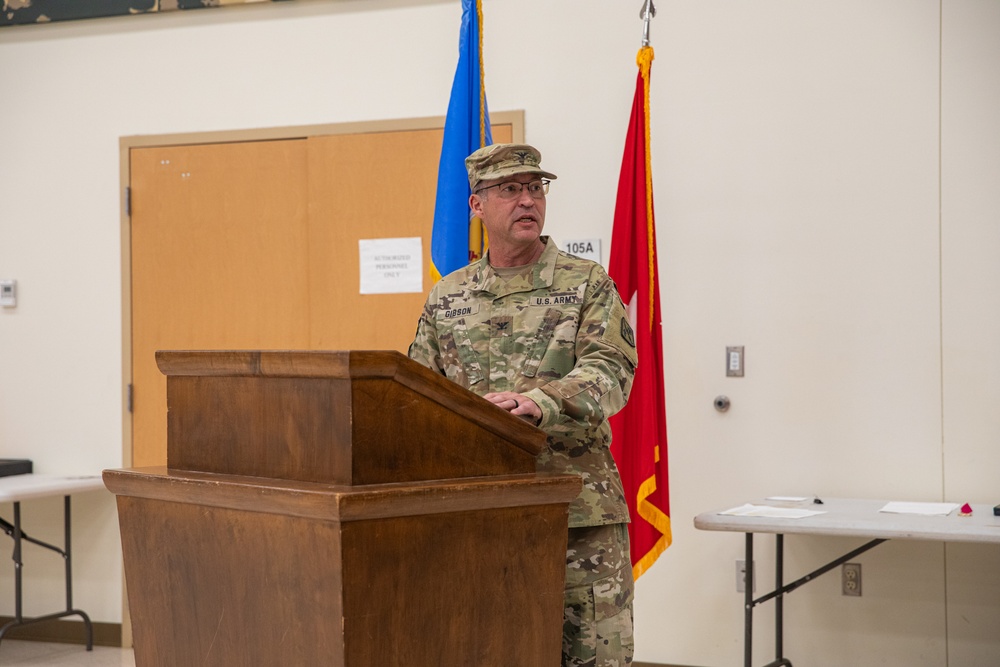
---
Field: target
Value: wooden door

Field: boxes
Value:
[306,131,441,351]
[130,123,514,466]
[130,140,311,467]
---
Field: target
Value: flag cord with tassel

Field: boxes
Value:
[638,46,655,330]
[635,0,656,329]
[639,0,656,328]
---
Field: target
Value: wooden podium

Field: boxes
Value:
[104,350,580,667]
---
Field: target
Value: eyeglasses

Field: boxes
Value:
[475,179,550,200]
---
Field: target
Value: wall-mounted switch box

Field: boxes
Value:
[0,280,16,308]
[726,346,744,377]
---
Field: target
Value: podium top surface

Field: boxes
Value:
[158,349,360,378]
[156,349,543,448]
[155,350,547,485]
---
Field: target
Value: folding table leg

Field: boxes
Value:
[0,497,93,651]
[745,532,753,667]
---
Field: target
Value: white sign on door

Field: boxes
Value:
[358,237,423,294]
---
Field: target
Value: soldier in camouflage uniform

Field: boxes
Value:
[408,143,638,667]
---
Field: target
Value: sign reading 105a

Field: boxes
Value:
[560,238,602,265]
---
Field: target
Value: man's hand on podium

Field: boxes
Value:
[483,391,542,426]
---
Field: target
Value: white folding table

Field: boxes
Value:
[0,473,106,650]
[694,497,1000,667]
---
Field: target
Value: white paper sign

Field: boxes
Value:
[358,237,423,294]
[560,238,602,264]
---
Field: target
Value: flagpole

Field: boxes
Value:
[609,0,671,581]
[640,0,655,47]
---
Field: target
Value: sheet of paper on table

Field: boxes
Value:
[878,501,960,516]
[719,504,826,519]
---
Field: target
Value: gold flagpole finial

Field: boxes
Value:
[640,0,656,47]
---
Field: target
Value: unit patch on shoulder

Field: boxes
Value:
[601,297,639,367]
[620,317,636,348]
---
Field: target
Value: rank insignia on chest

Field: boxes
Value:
[492,316,513,336]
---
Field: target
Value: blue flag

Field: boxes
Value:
[430,0,493,281]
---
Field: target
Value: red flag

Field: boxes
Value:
[608,46,671,580]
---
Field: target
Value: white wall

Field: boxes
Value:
[940,2,1000,664]
[0,0,998,664]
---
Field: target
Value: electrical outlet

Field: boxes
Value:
[736,560,755,593]
[842,562,862,596]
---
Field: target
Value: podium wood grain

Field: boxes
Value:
[106,351,579,666]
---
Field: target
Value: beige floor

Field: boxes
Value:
[0,641,135,666]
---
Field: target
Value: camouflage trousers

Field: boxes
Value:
[563,523,634,667]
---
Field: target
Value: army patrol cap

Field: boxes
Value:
[466,143,558,191]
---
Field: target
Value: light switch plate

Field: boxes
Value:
[726,346,744,377]
[0,280,16,307]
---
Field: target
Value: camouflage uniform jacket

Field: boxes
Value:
[408,237,638,528]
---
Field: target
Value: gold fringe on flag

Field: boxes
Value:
[631,44,673,581]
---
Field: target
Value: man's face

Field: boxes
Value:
[470,174,547,251]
